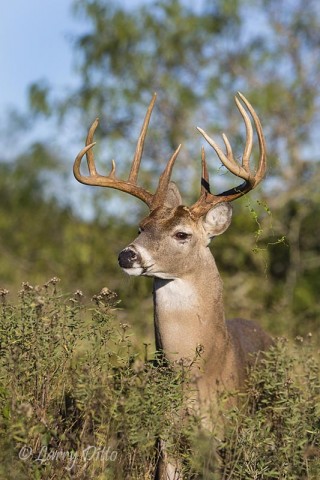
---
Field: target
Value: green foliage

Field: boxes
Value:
[2,2,319,475]
[0,284,319,479]
[2,0,319,338]
[1,152,318,336]
[0,155,152,326]
[0,281,186,479]
[28,81,51,118]
[218,338,320,479]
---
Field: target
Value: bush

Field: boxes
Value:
[218,338,320,479]
[0,281,319,479]
[0,280,186,479]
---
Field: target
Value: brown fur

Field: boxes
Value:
[118,191,272,479]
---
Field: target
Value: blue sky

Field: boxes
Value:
[1,0,206,117]
[0,0,145,215]
[1,0,80,114]
[0,0,148,160]
[0,1,90,210]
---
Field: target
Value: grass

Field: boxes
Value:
[0,279,319,479]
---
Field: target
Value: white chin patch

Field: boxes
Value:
[122,267,144,277]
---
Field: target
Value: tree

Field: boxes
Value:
[6,0,320,335]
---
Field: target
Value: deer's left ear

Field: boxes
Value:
[202,203,232,239]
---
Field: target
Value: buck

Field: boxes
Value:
[74,92,272,479]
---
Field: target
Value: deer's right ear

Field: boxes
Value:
[164,182,182,208]
[202,203,232,239]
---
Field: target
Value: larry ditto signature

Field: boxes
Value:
[19,444,118,471]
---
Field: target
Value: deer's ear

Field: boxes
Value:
[164,182,182,208]
[202,203,232,238]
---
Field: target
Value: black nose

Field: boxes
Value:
[118,248,139,269]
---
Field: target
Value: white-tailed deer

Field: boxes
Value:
[74,93,272,479]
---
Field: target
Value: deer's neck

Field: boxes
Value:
[153,249,228,366]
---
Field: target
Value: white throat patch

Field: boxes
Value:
[154,278,199,312]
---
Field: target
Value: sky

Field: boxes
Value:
[0,0,268,214]
[0,0,205,119]
[1,0,81,115]
[0,0,152,162]
[0,0,146,216]
[0,0,87,162]
[0,1,94,213]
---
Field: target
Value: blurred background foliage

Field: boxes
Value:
[1,0,319,341]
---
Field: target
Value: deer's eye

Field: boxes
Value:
[174,232,191,241]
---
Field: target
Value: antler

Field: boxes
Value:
[73,93,181,210]
[190,92,266,217]
[74,92,265,215]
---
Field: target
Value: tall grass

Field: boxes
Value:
[0,280,319,479]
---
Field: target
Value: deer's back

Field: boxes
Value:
[226,317,273,384]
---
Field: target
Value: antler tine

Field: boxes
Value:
[234,95,253,171]
[190,93,267,217]
[189,148,211,213]
[237,91,266,181]
[200,147,210,195]
[73,117,118,187]
[73,116,98,185]
[151,144,182,209]
[129,93,157,184]
[85,118,99,176]
[221,133,233,163]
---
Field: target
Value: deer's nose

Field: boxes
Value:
[118,248,140,269]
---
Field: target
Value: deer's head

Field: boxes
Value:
[74,93,266,280]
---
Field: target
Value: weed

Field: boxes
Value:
[0,281,319,479]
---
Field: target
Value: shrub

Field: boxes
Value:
[217,337,320,479]
[0,281,186,479]
[0,281,319,479]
